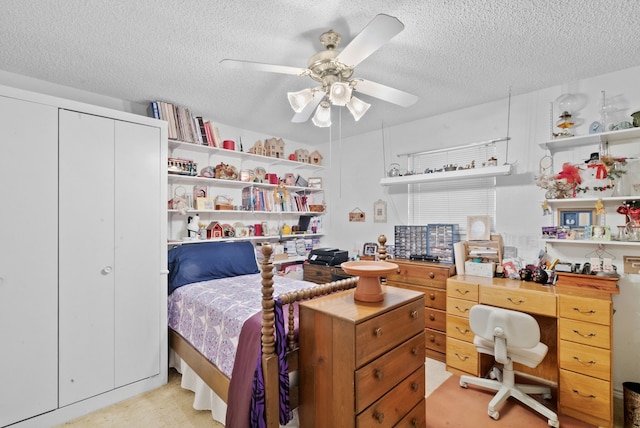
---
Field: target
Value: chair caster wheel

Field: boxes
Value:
[543,393,552,400]
[460,381,468,388]
[548,419,559,427]
[488,409,499,420]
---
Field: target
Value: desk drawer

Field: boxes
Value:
[446,315,474,343]
[355,298,424,367]
[559,339,611,381]
[447,279,478,301]
[425,328,446,354]
[558,295,611,326]
[559,368,611,422]
[446,337,478,375]
[355,333,424,413]
[480,287,556,317]
[425,307,446,331]
[447,297,474,318]
[356,365,425,428]
[559,318,611,349]
[425,287,447,311]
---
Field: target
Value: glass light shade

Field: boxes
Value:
[287,88,314,113]
[328,81,352,106]
[312,102,331,127]
[346,96,371,121]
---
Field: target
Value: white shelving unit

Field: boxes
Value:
[380,164,511,186]
[538,126,640,153]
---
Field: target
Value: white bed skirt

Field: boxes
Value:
[169,348,299,427]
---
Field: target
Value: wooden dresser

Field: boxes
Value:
[445,274,617,428]
[299,286,426,427]
[303,263,351,284]
[384,259,456,362]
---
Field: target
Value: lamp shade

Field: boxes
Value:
[312,101,331,127]
[346,96,371,121]
[287,88,315,113]
[328,81,352,106]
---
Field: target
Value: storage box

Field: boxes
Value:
[464,261,496,278]
[427,224,459,263]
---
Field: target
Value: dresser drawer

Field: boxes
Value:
[425,307,446,331]
[355,333,424,413]
[425,287,447,310]
[558,295,611,326]
[480,286,556,317]
[356,365,425,428]
[302,264,350,284]
[355,298,424,366]
[447,297,475,318]
[446,337,478,375]
[446,315,474,342]
[559,368,611,422]
[425,328,446,354]
[387,261,452,289]
[559,318,611,349]
[559,340,611,381]
[447,279,478,301]
[394,398,425,428]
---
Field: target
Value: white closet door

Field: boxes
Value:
[114,120,162,386]
[0,97,58,426]
[59,110,115,406]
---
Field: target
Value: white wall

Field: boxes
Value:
[323,65,640,397]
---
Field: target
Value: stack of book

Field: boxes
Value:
[149,101,221,146]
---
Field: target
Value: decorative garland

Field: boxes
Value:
[575,183,614,193]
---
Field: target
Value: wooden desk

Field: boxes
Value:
[445,274,619,428]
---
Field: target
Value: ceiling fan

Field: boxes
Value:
[220,14,418,127]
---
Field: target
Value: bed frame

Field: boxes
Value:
[169,244,359,427]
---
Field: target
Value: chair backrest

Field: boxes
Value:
[469,304,541,349]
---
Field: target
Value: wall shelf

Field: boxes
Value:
[538,126,640,153]
[543,238,639,247]
[379,164,512,186]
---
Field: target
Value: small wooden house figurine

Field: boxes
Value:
[249,140,266,156]
[206,221,223,239]
[265,137,285,158]
[309,150,323,165]
[295,148,309,163]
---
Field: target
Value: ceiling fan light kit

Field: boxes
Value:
[222,14,418,128]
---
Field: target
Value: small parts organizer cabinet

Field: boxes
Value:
[299,287,426,427]
[445,275,617,428]
[385,260,456,363]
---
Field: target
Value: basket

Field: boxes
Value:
[309,204,324,212]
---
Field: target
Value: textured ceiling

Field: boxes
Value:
[2,0,640,145]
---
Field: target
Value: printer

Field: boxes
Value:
[308,248,349,266]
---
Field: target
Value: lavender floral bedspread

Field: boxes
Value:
[167,273,308,378]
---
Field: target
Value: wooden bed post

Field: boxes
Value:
[260,244,280,428]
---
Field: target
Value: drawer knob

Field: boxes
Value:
[507,297,525,305]
[429,272,435,279]
[411,417,419,427]
[573,356,596,365]
[455,326,470,335]
[374,411,385,423]
[572,307,596,315]
[573,329,596,338]
[429,314,435,321]
[572,389,596,399]
[374,327,383,337]
[455,305,469,313]
[411,346,418,355]
[454,352,469,361]
[429,293,436,300]
[455,288,469,295]
[375,369,384,380]
[411,310,419,319]
[411,382,419,391]
[429,335,436,343]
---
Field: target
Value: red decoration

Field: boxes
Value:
[556,162,582,184]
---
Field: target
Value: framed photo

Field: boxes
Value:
[467,215,490,241]
[308,177,323,189]
[361,242,378,260]
[193,185,208,199]
[558,209,594,230]
[284,173,296,186]
[195,197,215,210]
[586,225,611,241]
[373,199,387,223]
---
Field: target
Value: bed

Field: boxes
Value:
[167,240,358,427]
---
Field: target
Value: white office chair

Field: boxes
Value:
[459,304,559,427]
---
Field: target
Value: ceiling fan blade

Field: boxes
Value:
[291,91,324,123]
[220,59,308,76]
[354,79,418,107]
[335,14,404,67]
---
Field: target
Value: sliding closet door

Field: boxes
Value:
[59,110,115,406]
[0,96,58,426]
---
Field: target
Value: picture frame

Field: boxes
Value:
[467,215,490,241]
[195,197,215,210]
[362,242,378,260]
[558,208,595,230]
[194,185,208,200]
[586,225,611,241]
[307,177,323,189]
[373,199,387,223]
